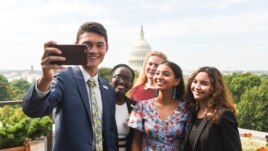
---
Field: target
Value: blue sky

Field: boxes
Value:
[0,0,267,71]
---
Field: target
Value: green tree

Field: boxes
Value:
[0,105,52,148]
[0,74,12,101]
[98,67,112,82]
[10,79,31,100]
[224,73,262,103]
[237,78,268,132]
[133,70,139,83]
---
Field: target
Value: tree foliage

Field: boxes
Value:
[0,75,31,101]
[98,67,112,82]
[224,73,268,132]
[0,105,53,148]
[237,77,268,132]
[224,73,262,104]
[10,79,31,100]
[0,74,12,101]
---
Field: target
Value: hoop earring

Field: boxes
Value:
[173,87,176,99]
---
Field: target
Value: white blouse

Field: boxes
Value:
[116,102,130,151]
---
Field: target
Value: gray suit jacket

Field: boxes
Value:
[22,66,118,151]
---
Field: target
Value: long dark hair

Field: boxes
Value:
[159,61,185,100]
[186,66,236,123]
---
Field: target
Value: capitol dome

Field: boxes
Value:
[128,26,151,72]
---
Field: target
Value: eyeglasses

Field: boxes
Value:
[113,75,132,84]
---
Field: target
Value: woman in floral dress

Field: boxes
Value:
[128,61,191,150]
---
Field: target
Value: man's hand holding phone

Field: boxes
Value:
[48,44,88,65]
[38,41,88,91]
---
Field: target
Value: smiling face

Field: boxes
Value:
[153,64,180,91]
[191,72,212,103]
[145,56,166,81]
[77,32,108,73]
[110,67,134,95]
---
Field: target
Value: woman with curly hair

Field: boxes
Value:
[184,66,242,151]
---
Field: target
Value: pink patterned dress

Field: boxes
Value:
[128,98,191,151]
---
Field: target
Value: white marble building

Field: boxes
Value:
[128,26,152,73]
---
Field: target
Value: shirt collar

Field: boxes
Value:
[79,66,99,86]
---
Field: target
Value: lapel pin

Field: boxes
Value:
[103,85,108,90]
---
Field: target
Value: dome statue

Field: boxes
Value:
[128,25,152,72]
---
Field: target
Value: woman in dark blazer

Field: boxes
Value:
[110,64,136,151]
[184,66,242,151]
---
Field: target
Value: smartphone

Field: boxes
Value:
[49,44,88,65]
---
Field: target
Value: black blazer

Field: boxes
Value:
[184,108,242,151]
[124,96,136,151]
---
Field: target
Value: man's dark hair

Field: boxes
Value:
[76,22,108,43]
